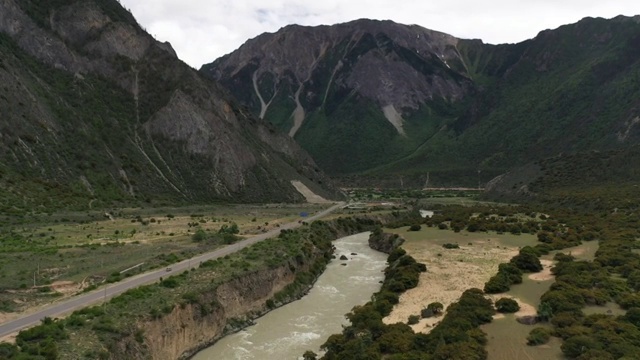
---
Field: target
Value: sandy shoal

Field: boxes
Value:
[528,259,554,281]
[383,237,519,333]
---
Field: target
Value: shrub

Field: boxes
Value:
[160,277,179,288]
[497,263,523,284]
[421,308,435,318]
[510,246,543,272]
[408,314,420,325]
[442,243,459,249]
[495,298,520,313]
[426,302,444,315]
[266,299,275,309]
[484,274,510,294]
[219,223,239,235]
[409,224,422,231]
[387,248,406,263]
[527,327,552,346]
[303,351,318,360]
[192,228,206,242]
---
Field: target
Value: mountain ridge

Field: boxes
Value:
[203,15,640,185]
[0,0,344,214]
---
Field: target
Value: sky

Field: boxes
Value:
[118,0,640,69]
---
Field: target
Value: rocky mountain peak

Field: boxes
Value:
[202,18,472,153]
[202,15,640,184]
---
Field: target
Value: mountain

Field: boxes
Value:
[0,0,343,214]
[202,16,640,186]
[485,145,640,209]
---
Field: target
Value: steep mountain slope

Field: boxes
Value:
[202,19,474,175]
[485,145,640,209]
[203,16,640,186]
[0,0,342,214]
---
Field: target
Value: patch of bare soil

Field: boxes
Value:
[383,238,519,333]
[290,180,330,203]
[50,281,84,295]
[528,259,555,281]
[489,295,537,320]
[0,332,17,344]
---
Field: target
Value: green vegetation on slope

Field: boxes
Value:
[384,17,640,183]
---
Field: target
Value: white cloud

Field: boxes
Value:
[118,0,640,68]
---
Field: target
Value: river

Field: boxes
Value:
[192,232,388,360]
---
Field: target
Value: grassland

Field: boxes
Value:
[0,203,327,314]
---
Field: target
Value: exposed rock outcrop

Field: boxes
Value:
[368,230,405,254]
[0,0,344,210]
[201,19,473,175]
[204,16,640,186]
[138,265,303,360]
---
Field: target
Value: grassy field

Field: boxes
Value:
[0,203,328,313]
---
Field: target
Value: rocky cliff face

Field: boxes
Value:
[202,19,474,175]
[204,16,640,186]
[206,19,469,112]
[0,0,343,212]
[135,265,300,360]
[368,230,404,254]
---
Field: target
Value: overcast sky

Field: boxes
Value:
[118,0,639,69]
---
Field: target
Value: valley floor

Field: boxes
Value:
[382,227,536,332]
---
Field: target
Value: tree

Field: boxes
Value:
[537,231,554,243]
[218,222,239,235]
[0,343,18,359]
[527,327,552,346]
[510,246,543,272]
[627,270,640,291]
[575,349,614,360]
[192,228,206,242]
[562,335,601,358]
[495,298,520,313]
[625,307,640,327]
[484,274,510,294]
[537,302,554,322]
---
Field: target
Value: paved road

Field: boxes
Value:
[0,202,345,338]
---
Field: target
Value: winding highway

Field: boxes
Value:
[0,202,345,338]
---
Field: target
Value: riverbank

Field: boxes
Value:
[2,217,381,359]
[192,232,387,359]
